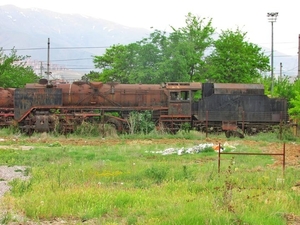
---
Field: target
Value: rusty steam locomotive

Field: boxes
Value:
[0,80,287,137]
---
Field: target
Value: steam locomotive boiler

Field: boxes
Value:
[0,80,288,137]
[12,80,171,134]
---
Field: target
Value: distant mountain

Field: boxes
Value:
[0,5,150,81]
[0,5,298,82]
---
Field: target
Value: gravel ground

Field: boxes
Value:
[0,165,29,198]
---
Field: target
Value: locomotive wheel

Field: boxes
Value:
[106,118,123,132]
[24,127,34,136]
[234,131,245,138]
[245,127,255,136]
[225,130,233,138]
[19,116,35,136]
[225,130,244,138]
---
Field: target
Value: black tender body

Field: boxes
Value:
[192,83,287,136]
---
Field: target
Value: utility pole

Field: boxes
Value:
[279,62,282,82]
[267,12,278,96]
[45,38,52,83]
[40,61,43,77]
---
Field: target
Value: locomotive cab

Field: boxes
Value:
[158,82,202,132]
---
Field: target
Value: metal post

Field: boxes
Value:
[47,38,50,82]
[218,143,221,173]
[283,142,286,177]
[242,111,245,136]
[206,111,208,138]
[279,62,282,82]
[40,61,43,77]
[267,12,278,97]
[271,21,274,95]
[280,111,283,140]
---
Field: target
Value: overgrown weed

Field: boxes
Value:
[0,131,299,224]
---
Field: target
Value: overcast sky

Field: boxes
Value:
[0,0,299,61]
[0,0,298,56]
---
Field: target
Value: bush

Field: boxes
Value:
[73,121,117,137]
[127,111,155,134]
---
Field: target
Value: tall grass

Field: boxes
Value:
[0,132,299,224]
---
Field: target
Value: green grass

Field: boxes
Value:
[0,131,299,224]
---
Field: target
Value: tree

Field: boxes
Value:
[288,90,300,120]
[0,48,39,87]
[259,75,272,96]
[274,75,294,99]
[127,33,165,84]
[81,71,101,82]
[93,31,169,84]
[92,13,215,84]
[138,14,215,83]
[288,79,300,120]
[204,29,270,83]
[94,43,138,83]
[168,13,215,82]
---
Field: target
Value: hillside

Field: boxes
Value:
[0,5,150,81]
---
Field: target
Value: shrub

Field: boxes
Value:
[127,111,155,134]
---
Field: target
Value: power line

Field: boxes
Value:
[258,41,297,45]
[54,67,96,70]
[2,46,110,51]
[51,57,93,62]
[274,55,298,58]
[52,46,109,50]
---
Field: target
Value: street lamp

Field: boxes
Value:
[267,12,278,97]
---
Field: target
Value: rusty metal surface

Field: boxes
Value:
[168,102,191,115]
[196,94,287,122]
[166,82,201,90]
[211,83,264,95]
[35,115,54,132]
[0,79,288,135]
[14,88,62,121]
[45,83,169,108]
[222,121,237,131]
[214,83,264,89]
[0,88,15,108]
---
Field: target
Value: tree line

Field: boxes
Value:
[86,13,269,84]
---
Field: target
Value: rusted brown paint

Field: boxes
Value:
[222,121,238,131]
[0,88,15,108]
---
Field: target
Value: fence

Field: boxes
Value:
[217,143,286,175]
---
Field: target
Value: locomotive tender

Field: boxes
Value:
[0,80,287,137]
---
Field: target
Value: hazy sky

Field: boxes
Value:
[0,0,298,55]
[0,0,299,57]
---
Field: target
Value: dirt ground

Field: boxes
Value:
[0,137,299,224]
[25,137,299,167]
